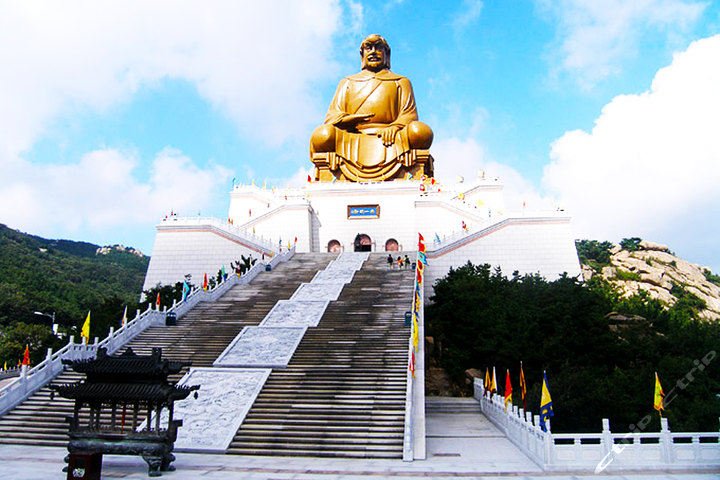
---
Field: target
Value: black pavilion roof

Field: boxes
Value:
[62,347,191,382]
[50,382,199,403]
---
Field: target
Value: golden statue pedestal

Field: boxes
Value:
[312,149,434,182]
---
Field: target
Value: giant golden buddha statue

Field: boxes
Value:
[310,34,434,182]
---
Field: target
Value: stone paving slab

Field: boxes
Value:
[213,326,307,368]
[291,282,346,301]
[311,268,356,284]
[259,299,329,327]
[2,443,718,479]
[157,367,271,453]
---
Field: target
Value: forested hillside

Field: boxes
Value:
[0,224,149,364]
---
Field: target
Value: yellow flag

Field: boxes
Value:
[491,367,497,394]
[412,315,418,350]
[81,311,91,344]
[654,372,665,415]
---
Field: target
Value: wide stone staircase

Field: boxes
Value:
[0,253,415,459]
[0,253,333,447]
[229,253,413,458]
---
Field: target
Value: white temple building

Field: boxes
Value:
[143,176,581,295]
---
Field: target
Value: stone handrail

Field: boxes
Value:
[403,273,426,462]
[474,378,720,471]
[429,216,571,255]
[159,215,278,253]
[0,247,294,418]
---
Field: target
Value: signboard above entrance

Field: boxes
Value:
[348,205,380,219]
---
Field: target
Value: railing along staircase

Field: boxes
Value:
[0,252,330,447]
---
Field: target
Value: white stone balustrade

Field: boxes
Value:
[0,248,294,419]
[474,378,720,471]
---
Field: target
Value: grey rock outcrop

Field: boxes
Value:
[583,240,720,319]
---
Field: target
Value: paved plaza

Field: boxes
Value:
[2,398,718,479]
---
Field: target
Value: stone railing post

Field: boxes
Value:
[660,417,672,465]
[600,418,612,465]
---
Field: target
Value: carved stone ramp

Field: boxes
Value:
[0,253,333,448]
[228,253,414,458]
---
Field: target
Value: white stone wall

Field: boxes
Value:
[424,217,582,296]
[143,225,269,291]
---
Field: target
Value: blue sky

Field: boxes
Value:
[1,0,720,272]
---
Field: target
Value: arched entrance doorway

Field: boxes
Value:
[327,239,342,253]
[385,238,399,251]
[353,234,372,252]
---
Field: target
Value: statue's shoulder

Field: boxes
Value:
[346,70,407,82]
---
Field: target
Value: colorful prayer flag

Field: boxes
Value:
[654,372,665,415]
[81,311,91,345]
[540,371,554,432]
[121,305,128,327]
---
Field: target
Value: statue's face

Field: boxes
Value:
[362,41,388,72]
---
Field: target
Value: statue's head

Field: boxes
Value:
[360,34,390,72]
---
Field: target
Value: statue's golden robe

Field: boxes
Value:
[325,70,418,176]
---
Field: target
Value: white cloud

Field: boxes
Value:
[0,147,229,242]
[432,135,553,212]
[542,34,720,245]
[0,0,345,154]
[450,0,484,34]
[538,0,707,88]
[0,1,350,250]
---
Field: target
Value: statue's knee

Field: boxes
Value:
[407,121,433,149]
[310,125,336,153]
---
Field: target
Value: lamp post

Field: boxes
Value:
[33,311,57,335]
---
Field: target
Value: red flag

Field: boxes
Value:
[504,369,512,409]
[410,349,415,377]
[431,178,436,185]
[307,174,312,182]
[203,273,208,291]
[519,362,527,410]
[418,233,426,253]
[294,236,297,244]
[22,345,30,366]
[156,292,161,306]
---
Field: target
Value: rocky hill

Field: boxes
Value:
[580,239,720,319]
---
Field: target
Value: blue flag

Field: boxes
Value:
[182,280,190,301]
[539,371,554,432]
